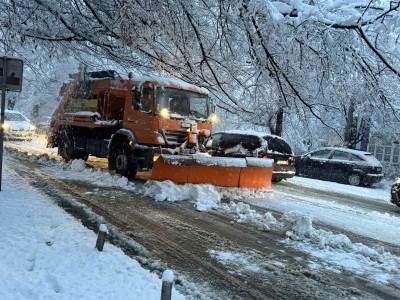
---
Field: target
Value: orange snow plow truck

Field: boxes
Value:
[48,69,273,189]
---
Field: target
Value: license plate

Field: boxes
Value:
[276,160,288,165]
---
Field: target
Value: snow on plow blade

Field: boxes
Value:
[151,155,273,189]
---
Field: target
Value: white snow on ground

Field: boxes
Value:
[0,166,185,300]
[245,190,400,246]
[6,137,58,157]
[50,160,133,190]
[284,214,400,287]
[208,250,262,274]
[286,176,391,202]
[220,201,279,231]
[143,180,221,212]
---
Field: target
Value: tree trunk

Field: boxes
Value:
[274,108,284,137]
[344,99,359,149]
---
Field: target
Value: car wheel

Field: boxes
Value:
[348,174,361,186]
[111,144,137,179]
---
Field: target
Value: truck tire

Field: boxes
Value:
[58,130,88,162]
[109,144,137,179]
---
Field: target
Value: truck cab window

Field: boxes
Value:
[133,87,151,112]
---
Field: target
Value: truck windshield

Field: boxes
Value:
[156,88,209,119]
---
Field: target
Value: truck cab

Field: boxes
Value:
[48,70,216,178]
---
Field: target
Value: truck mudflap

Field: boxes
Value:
[151,154,273,189]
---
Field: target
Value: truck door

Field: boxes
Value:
[123,84,157,145]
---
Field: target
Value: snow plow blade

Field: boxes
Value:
[151,155,273,189]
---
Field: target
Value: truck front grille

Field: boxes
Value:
[163,130,187,146]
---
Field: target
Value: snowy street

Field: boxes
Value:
[3,2,400,299]
[2,141,400,299]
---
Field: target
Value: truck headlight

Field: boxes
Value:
[208,113,219,124]
[159,108,170,119]
[1,123,10,132]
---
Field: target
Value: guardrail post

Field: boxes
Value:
[160,269,174,300]
[95,223,108,251]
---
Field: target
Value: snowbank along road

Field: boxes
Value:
[3,140,400,299]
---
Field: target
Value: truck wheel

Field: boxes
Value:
[348,174,361,186]
[110,145,137,179]
[58,131,77,162]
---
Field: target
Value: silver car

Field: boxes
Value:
[2,110,36,140]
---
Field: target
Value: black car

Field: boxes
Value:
[295,147,384,186]
[204,130,295,182]
[391,180,400,207]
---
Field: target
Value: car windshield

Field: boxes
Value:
[156,88,209,119]
[5,112,26,122]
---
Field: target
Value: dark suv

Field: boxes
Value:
[295,147,383,186]
[204,130,295,182]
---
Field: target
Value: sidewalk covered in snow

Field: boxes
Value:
[0,164,184,300]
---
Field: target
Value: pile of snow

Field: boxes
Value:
[284,212,400,286]
[208,250,262,274]
[143,180,220,212]
[219,187,271,201]
[220,201,278,231]
[70,159,86,172]
[6,149,134,191]
[0,166,184,300]
[43,158,133,190]
[242,190,400,246]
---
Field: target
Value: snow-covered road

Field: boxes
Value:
[5,139,399,247]
[4,139,400,298]
[235,189,400,246]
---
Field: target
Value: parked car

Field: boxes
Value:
[390,179,400,207]
[204,130,295,182]
[295,147,383,186]
[1,110,36,141]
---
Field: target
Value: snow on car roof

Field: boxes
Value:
[215,130,287,141]
[4,109,29,120]
[317,147,382,167]
[320,147,371,156]
[216,130,267,137]
[5,109,24,115]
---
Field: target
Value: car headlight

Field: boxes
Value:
[1,123,10,132]
[30,124,36,131]
[159,108,170,119]
[208,113,219,124]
